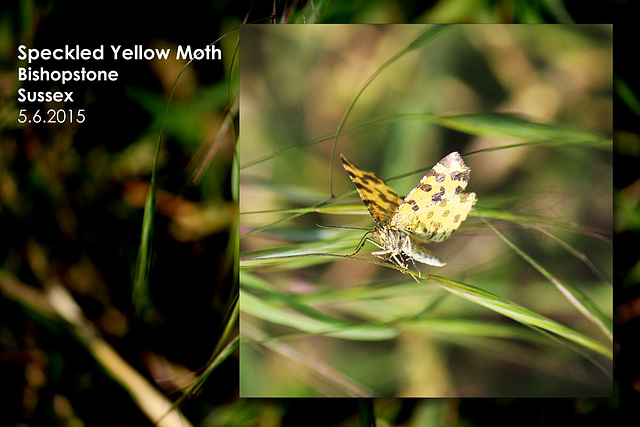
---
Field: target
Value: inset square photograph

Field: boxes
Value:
[239,24,612,397]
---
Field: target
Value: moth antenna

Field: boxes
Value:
[316,223,369,231]
[315,223,375,257]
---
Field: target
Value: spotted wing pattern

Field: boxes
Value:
[390,151,476,243]
[340,154,403,224]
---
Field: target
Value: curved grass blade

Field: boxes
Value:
[476,207,611,243]
[240,188,356,238]
[241,249,347,270]
[240,114,440,170]
[242,322,374,396]
[132,140,159,315]
[437,113,608,143]
[615,77,640,117]
[241,111,608,175]
[476,211,613,342]
[329,25,449,196]
[131,51,193,314]
[242,271,403,341]
[358,399,376,427]
[1,274,193,426]
[245,249,612,359]
[170,299,238,411]
[242,290,400,341]
[132,30,238,315]
[531,224,611,286]
[427,274,611,359]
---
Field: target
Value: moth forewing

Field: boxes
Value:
[340,154,403,224]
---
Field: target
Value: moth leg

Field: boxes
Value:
[380,231,408,270]
[396,251,420,283]
[369,238,393,260]
[371,249,391,259]
[369,229,418,281]
[370,236,397,261]
[368,237,385,251]
[372,245,407,270]
[372,245,419,282]
[371,241,394,262]
[400,235,423,279]
[393,253,408,272]
[372,248,403,268]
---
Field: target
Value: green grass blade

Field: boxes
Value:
[615,77,640,117]
[131,43,216,315]
[437,113,607,142]
[358,399,376,427]
[428,275,612,359]
[241,321,374,397]
[132,152,158,315]
[172,301,239,408]
[240,112,608,174]
[476,207,610,242]
[403,24,449,53]
[329,25,449,195]
[241,272,400,341]
[532,224,611,286]
[477,212,613,342]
